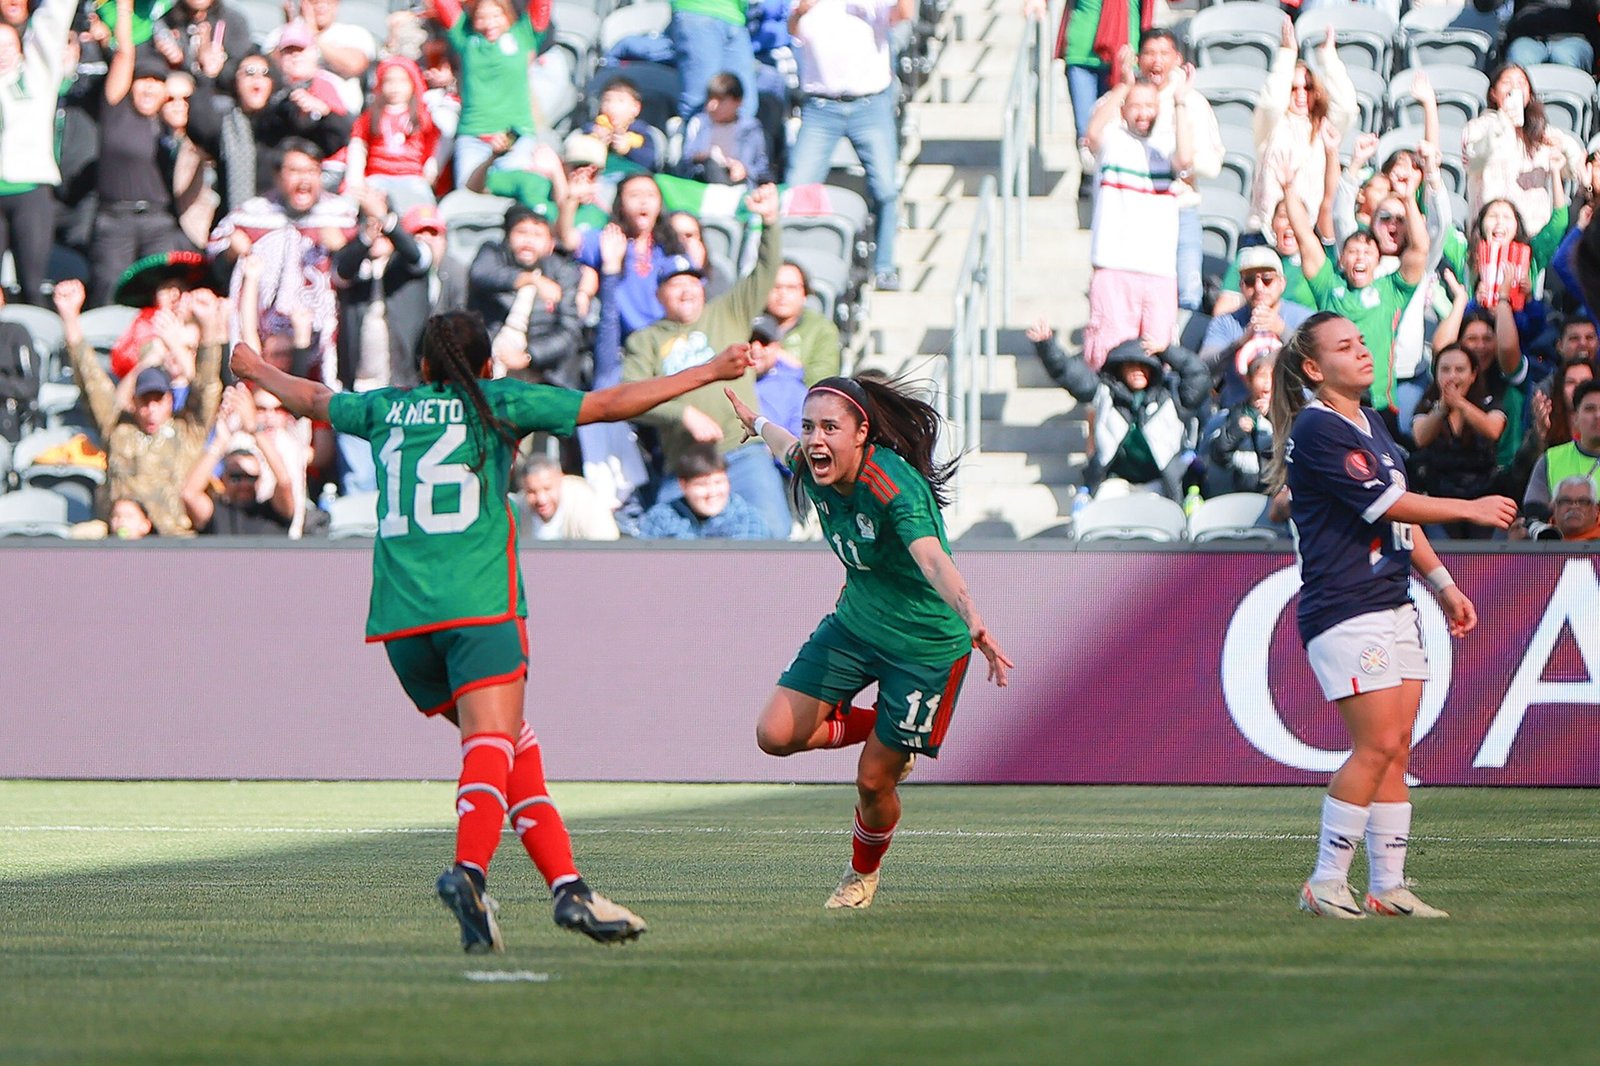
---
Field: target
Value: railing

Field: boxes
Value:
[947,11,1045,462]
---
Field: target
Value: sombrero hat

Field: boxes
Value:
[112,250,225,308]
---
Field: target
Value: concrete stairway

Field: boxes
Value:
[854,0,1093,540]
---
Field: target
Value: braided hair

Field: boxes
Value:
[794,375,958,514]
[419,311,518,471]
[1266,310,1344,493]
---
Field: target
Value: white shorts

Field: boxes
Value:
[1305,603,1428,702]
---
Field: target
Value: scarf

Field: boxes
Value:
[1055,0,1154,66]
[219,107,257,217]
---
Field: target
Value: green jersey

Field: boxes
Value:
[1306,259,1417,412]
[793,444,970,663]
[327,379,583,641]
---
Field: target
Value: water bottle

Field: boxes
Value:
[1183,485,1202,519]
[319,482,338,513]
[1071,486,1091,529]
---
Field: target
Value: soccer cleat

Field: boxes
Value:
[1299,879,1366,919]
[1365,886,1450,918]
[553,887,647,944]
[896,754,917,784]
[436,864,504,953]
[825,866,881,910]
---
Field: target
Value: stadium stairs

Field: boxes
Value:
[855,0,1094,540]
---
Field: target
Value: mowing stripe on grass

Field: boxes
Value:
[4,825,1598,845]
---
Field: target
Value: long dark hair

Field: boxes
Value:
[793,375,958,513]
[418,311,517,471]
[1487,63,1548,155]
[1550,359,1596,446]
[1266,310,1344,492]
[1419,343,1490,413]
[611,173,682,252]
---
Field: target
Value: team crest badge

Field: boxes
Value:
[856,514,876,540]
[1344,450,1376,480]
[1358,645,1390,674]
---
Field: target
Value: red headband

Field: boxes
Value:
[807,385,869,423]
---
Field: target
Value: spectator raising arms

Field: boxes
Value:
[181,383,297,536]
[1463,63,1585,236]
[425,0,548,182]
[0,0,76,306]
[345,56,440,212]
[1250,19,1356,238]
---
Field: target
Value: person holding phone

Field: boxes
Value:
[1463,63,1586,239]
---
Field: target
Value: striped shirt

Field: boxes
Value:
[1091,125,1179,278]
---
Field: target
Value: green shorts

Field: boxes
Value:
[383,619,529,717]
[777,614,972,757]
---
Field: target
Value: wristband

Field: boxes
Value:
[751,416,770,437]
[1425,566,1455,593]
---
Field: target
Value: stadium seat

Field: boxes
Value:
[0,305,64,366]
[0,485,70,537]
[1193,64,1269,133]
[782,246,849,322]
[1389,65,1487,132]
[1188,492,1277,542]
[327,491,379,539]
[337,0,391,46]
[697,215,746,272]
[231,0,281,46]
[1374,127,1466,195]
[1199,188,1250,274]
[1527,64,1594,140]
[1186,2,1282,70]
[1400,4,1499,71]
[76,305,138,364]
[597,0,671,55]
[1072,494,1188,542]
[1295,5,1398,74]
[1194,123,1256,200]
[1175,309,1212,352]
[438,189,517,267]
[1340,65,1388,134]
[552,1,602,82]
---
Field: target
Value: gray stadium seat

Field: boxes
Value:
[76,305,138,360]
[1217,123,1257,198]
[1339,65,1388,134]
[552,2,602,83]
[598,0,671,54]
[1295,5,1398,74]
[1188,492,1277,542]
[0,485,70,537]
[697,215,747,272]
[1528,64,1595,140]
[0,305,65,366]
[1389,65,1488,131]
[1400,4,1499,71]
[1187,2,1282,70]
[1375,127,1467,195]
[1072,494,1188,542]
[782,246,849,322]
[327,491,379,539]
[1199,188,1250,273]
[438,189,516,266]
[231,0,283,45]
[1193,64,1269,132]
[336,0,390,47]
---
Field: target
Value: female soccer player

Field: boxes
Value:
[725,376,1014,910]
[1267,312,1516,920]
[231,311,755,952]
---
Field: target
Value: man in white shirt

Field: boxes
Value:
[785,0,913,291]
[520,455,621,541]
[266,0,376,114]
[1084,71,1193,369]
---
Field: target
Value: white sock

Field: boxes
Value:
[1309,795,1369,884]
[1365,801,1412,895]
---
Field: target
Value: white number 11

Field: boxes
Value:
[898,690,941,734]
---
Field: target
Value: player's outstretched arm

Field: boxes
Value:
[908,537,1015,687]
[230,343,333,422]
[578,344,756,425]
[1410,524,1477,638]
[725,385,799,460]
[1381,491,1517,531]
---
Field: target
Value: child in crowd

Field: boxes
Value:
[346,56,440,212]
[425,0,548,181]
[679,73,770,185]
[583,78,661,173]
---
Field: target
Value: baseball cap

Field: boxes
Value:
[276,20,315,51]
[563,131,607,169]
[1236,246,1284,276]
[750,314,782,343]
[402,205,445,235]
[656,254,703,286]
[133,49,171,82]
[133,366,172,397]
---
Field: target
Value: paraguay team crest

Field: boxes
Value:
[1358,645,1390,675]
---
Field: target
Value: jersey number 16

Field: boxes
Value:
[377,426,481,537]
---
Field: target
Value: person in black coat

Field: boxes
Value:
[468,204,586,391]
[332,187,434,391]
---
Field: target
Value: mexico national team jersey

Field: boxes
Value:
[328,379,584,641]
[1286,399,1414,645]
[793,444,970,663]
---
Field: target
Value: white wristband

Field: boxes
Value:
[751,416,770,437]
[1425,566,1455,593]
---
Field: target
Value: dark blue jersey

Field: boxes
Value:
[1286,400,1414,644]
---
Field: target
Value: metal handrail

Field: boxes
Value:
[949,176,999,461]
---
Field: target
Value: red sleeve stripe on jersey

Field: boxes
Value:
[859,462,899,504]
[927,653,971,749]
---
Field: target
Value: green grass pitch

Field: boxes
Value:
[1,782,1596,1065]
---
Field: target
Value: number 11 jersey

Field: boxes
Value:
[328,379,583,641]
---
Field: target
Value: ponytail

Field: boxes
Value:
[1265,311,1340,493]
[418,311,518,472]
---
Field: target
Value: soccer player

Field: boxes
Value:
[725,376,1014,909]
[230,311,757,952]
[1267,312,1516,919]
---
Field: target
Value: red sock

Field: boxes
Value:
[506,723,580,889]
[851,809,896,875]
[454,732,514,876]
[823,704,878,748]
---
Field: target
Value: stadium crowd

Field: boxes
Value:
[0,0,933,540]
[1032,0,1600,542]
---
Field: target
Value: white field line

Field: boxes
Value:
[2,825,1598,845]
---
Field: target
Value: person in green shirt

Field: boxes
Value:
[228,309,757,956]
[726,375,1013,910]
[1284,154,1430,417]
[429,0,546,183]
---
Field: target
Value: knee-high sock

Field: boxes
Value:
[823,705,877,748]
[850,809,896,875]
[506,722,580,891]
[1309,795,1370,885]
[1365,801,1411,895]
[455,732,515,877]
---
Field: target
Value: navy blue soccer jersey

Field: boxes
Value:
[1286,400,1415,644]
